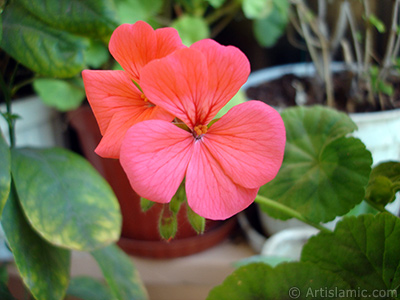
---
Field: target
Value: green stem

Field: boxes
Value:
[205,1,240,25]
[365,199,396,215]
[0,74,16,148]
[254,194,331,233]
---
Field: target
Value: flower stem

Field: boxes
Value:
[365,199,396,216]
[0,74,16,148]
[254,194,331,233]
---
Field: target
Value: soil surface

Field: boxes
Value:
[246,71,400,113]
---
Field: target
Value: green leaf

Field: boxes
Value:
[205,0,225,9]
[378,80,394,96]
[0,131,11,216]
[140,197,155,212]
[115,0,163,25]
[253,0,289,47]
[302,213,400,293]
[66,276,114,300]
[234,255,293,268]
[33,78,86,111]
[368,14,386,33]
[242,0,274,20]
[215,90,246,118]
[259,106,372,223]
[84,40,110,68]
[17,0,119,40]
[91,244,148,300]
[1,2,88,78]
[0,14,2,44]
[1,185,70,300]
[366,161,400,208]
[0,265,15,300]
[172,15,210,46]
[207,262,351,300]
[11,148,121,251]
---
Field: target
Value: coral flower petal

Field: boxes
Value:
[82,70,142,135]
[96,106,172,158]
[109,21,183,82]
[190,39,250,124]
[109,22,156,82]
[205,101,286,189]
[120,120,194,203]
[140,48,209,128]
[82,70,174,158]
[155,27,186,59]
[186,141,259,220]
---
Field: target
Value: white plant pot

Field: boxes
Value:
[0,96,64,148]
[242,62,400,236]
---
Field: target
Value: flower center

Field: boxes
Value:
[141,93,149,102]
[193,124,207,139]
[141,93,154,107]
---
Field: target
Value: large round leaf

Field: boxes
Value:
[67,276,114,300]
[0,131,11,216]
[11,147,121,251]
[1,3,87,78]
[259,106,372,223]
[33,78,86,111]
[207,262,352,300]
[91,244,148,300]
[1,186,70,300]
[16,0,119,40]
[302,213,400,296]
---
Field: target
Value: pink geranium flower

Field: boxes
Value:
[120,39,286,220]
[82,21,184,158]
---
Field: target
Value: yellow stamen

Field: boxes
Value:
[141,94,149,102]
[194,124,208,137]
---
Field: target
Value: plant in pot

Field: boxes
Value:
[242,0,400,238]
[0,0,241,259]
[70,0,292,258]
[207,104,400,300]
[1,1,148,299]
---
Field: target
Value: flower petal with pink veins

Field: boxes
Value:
[204,100,286,189]
[95,106,173,159]
[82,70,144,135]
[155,27,186,59]
[190,39,250,124]
[109,22,184,82]
[120,120,194,203]
[109,22,157,82]
[186,141,259,220]
[140,48,210,129]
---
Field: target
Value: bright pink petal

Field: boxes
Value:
[120,120,194,203]
[186,141,259,220]
[109,22,157,82]
[204,100,286,189]
[96,106,173,158]
[82,70,143,135]
[155,27,186,59]
[190,39,250,124]
[140,48,209,129]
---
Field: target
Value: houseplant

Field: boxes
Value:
[1,1,148,299]
[69,0,290,258]
[242,0,400,237]
[208,104,400,299]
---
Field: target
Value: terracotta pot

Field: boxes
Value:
[67,105,236,258]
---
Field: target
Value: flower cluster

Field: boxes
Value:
[82,21,286,220]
